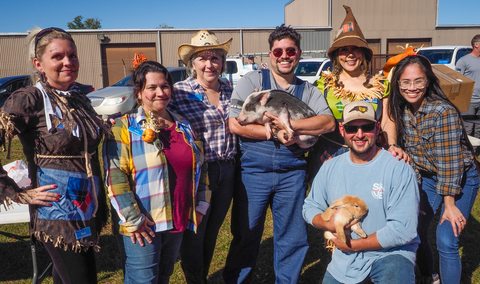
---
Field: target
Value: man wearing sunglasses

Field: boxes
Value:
[303,101,420,284]
[224,25,335,283]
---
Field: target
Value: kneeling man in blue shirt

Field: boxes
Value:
[303,101,420,284]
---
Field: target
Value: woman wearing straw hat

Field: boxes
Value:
[308,5,408,182]
[170,30,237,283]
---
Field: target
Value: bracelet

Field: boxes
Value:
[388,143,400,149]
[272,129,280,141]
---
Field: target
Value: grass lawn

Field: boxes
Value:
[1,139,480,283]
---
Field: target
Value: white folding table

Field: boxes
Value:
[0,203,52,283]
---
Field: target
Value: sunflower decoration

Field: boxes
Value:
[142,111,166,152]
[133,52,147,70]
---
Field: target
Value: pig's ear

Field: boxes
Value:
[259,91,269,106]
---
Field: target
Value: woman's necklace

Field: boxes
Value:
[141,111,171,152]
[322,71,386,103]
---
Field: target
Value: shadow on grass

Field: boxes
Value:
[459,209,480,284]
[0,231,122,283]
[206,224,330,284]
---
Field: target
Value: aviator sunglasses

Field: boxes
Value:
[343,122,376,134]
[34,27,70,58]
[272,47,297,57]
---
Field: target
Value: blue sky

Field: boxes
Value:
[0,0,478,33]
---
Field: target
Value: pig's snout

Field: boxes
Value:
[237,115,248,125]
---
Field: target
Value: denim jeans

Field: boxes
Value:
[122,231,183,284]
[223,141,309,284]
[322,254,415,284]
[416,164,479,284]
[180,159,235,284]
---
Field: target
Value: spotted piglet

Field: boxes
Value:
[236,89,318,148]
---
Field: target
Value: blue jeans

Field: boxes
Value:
[417,165,479,284]
[122,231,183,284]
[180,159,235,284]
[223,141,309,284]
[322,254,415,284]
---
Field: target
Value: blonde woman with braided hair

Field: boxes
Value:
[0,27,110,283]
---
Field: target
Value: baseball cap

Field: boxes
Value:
[342,101,377,124]
[248,55,254,59]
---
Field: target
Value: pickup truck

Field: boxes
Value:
[417,46,472,70]
[223,58,250,88]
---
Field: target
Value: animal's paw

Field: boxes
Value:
[324,239,336,254]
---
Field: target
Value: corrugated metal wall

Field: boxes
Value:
[0,35,30,77]
[73,32,159,88]
[73,33,104,89]
[298,30,330,58]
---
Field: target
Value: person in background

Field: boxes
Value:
[0,27,109,283]
[388,54,480,284]
[308,5,407,184]
[223,25,335,283]
[245,55,261,70]
[456,34,480,139]
[170,30,236,284]
[303,100,420,284]
[104,60,209,284]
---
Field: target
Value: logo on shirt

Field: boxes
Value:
[371,183,384,200]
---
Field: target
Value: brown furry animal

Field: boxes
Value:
[321,195,368,244]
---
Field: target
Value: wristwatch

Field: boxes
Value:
[272,129,280,141]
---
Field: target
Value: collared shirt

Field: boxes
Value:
[403,97,474,195]
[170,76,237,162]
[104,107,210,234]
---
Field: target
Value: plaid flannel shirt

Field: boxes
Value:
[104,107,210,234]
[170,77,237,162]
[403,97,474,195]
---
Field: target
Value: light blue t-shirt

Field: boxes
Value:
[303,150,420,283]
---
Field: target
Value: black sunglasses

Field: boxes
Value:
[34,27,70,58]
[343,122,376,134]
[272,47,297,58]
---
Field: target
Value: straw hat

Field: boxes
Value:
[178,30,233,65]
[328,5,373,62]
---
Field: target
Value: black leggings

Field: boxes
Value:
[42,241,97,284]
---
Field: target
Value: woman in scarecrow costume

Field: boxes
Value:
[308,5,408,182]
[0,27,109,283]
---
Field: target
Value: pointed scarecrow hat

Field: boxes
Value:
[328,5,373,62]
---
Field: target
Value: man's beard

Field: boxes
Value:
[349,139,376,158]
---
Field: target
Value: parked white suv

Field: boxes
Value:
[294,58,332,84]
[417,46,472,70]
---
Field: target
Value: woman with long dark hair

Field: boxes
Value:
[388,54,479,284]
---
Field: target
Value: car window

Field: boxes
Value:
[417,49,454,64]
[294,62,322,76]
[1,78,25,94]
[456,48,473,63]
[321,61,333,73]
[225,61,238,74]
[170,70,186,83]
[113,74,133,86]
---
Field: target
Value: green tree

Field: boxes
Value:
[67,16,102,29]
[157,23,174,29]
